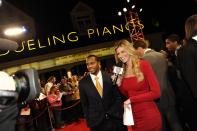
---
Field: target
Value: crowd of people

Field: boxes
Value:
[16,75,84,131]
[45,75,83,128]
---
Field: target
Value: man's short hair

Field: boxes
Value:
[133,40,148,49]
[86,55,100,62]
[166,34,181,44]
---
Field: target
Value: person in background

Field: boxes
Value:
[71,75,79,87]
[176,14,197,131]
[114,39,162,131]
[58,76,74,124]
[70,75,82,122]
[177,14,197,103]
[165,34,182,57]
[79,55,127,131]
[47,86,65,129]
[40,80,46,94]
[164,34,183,94]
[133,39,183,131]
[45,76,56,96]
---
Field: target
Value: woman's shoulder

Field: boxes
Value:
[139,59,150,66]
[139,60,152,72]
[140,60,153,74]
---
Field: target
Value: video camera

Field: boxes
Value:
[0,38,41,131]
[0,38,40,111]
[0,68,41,111]
[13,68,40,102]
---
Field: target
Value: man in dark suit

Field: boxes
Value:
[176,15,197,131]
[165,33,197,131]
[79,55,127,131]
[133,40,183,131]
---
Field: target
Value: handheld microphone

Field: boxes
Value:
[112,62,123,85]
[0,38,18,51]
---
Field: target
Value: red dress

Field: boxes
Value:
[119,60,162,131]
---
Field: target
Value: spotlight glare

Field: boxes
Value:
[0,0,2,6]
[4,26,27,36]
[140,8,143,12]
[123,7,127,12]
[118,11,122,16]
[132,5,135,9]
[127,0,130,3]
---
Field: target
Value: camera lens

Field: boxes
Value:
[11,68,40,103]
[13,73,30,102]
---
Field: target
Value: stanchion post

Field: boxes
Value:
[46,102,55,131]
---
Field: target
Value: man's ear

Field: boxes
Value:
[98,62,101,69]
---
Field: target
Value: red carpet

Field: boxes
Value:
[56,119,132,131]
[56,119,90,131]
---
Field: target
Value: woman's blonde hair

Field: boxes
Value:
[114,39,144,82]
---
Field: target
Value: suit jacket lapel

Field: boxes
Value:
[101,72,108,99]
[86,75,102,99]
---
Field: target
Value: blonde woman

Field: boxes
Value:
[114,39,162,131]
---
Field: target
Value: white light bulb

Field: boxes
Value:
[118,11,122,16]
[123,8,127,12]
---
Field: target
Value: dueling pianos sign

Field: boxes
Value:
[0,24,131,57]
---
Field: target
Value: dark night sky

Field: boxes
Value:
[6,0,196,36]
[1,0,197,63]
